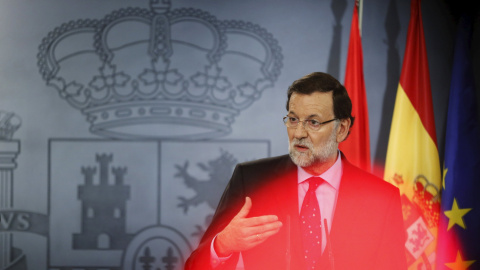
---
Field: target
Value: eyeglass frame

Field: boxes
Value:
[282,116,339,131]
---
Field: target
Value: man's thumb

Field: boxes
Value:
[235,197,252,218]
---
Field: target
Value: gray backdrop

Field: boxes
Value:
[0,0,478,269]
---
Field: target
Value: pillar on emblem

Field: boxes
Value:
[0,111,22,269]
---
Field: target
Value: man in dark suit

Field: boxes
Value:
[185,72,407,270]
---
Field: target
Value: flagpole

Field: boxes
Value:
[358,0,363,36]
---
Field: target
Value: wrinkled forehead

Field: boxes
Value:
[288,91,334,118]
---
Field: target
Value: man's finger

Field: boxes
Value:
[242,215,279,226]
[234,196,252,219]
[249,220,283,235]
[249,226,282,243]
[242,220,282,239]
[258,227,282,242]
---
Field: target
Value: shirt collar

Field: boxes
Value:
[297,150,343,190]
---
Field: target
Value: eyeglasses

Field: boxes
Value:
[283,116,338,131]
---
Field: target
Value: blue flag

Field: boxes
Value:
[436,14,480,269]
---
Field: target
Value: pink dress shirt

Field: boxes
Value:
[210,151,343,268]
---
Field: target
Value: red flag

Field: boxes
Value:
[339,0,371,172]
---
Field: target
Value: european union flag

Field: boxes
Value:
[436,14,480,269]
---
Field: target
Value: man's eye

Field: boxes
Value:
[289,117,299,123]
[308,120,321,127]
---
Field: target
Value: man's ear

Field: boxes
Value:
[336,118,351,143]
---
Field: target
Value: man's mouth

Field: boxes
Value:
[294,144,310,152]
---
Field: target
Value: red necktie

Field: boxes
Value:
[300,177,323,270]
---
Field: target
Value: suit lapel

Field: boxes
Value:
[319,154,366,269]
[268,156,306,270]
[271,156,298,222]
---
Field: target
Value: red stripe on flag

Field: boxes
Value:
[399,0,437,145]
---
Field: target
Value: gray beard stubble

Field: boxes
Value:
[288,123,339,168]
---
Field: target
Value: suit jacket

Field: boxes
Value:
[185,153,407,270]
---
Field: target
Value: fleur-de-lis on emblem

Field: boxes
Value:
[89,63,130,91]
[191,64,231,92]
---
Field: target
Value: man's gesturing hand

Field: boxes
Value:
[214,197,283,256]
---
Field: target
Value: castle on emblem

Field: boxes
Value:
[73,154,133,250]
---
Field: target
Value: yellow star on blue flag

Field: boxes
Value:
[444,198,471,230]
[445,251,475,270]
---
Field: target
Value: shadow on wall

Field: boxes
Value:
[374,0,401,176]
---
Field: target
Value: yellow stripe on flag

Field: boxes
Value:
[384,84,441,197]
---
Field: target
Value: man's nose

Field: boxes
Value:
[293,122,308,139]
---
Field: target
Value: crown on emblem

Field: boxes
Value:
[37,0,283,140]
[413,175,440,228]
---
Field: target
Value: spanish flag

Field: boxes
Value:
[436,13,480,270]
[339,0,371,172]
[384,0,441,268]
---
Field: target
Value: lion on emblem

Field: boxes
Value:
[175,149,238,236]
